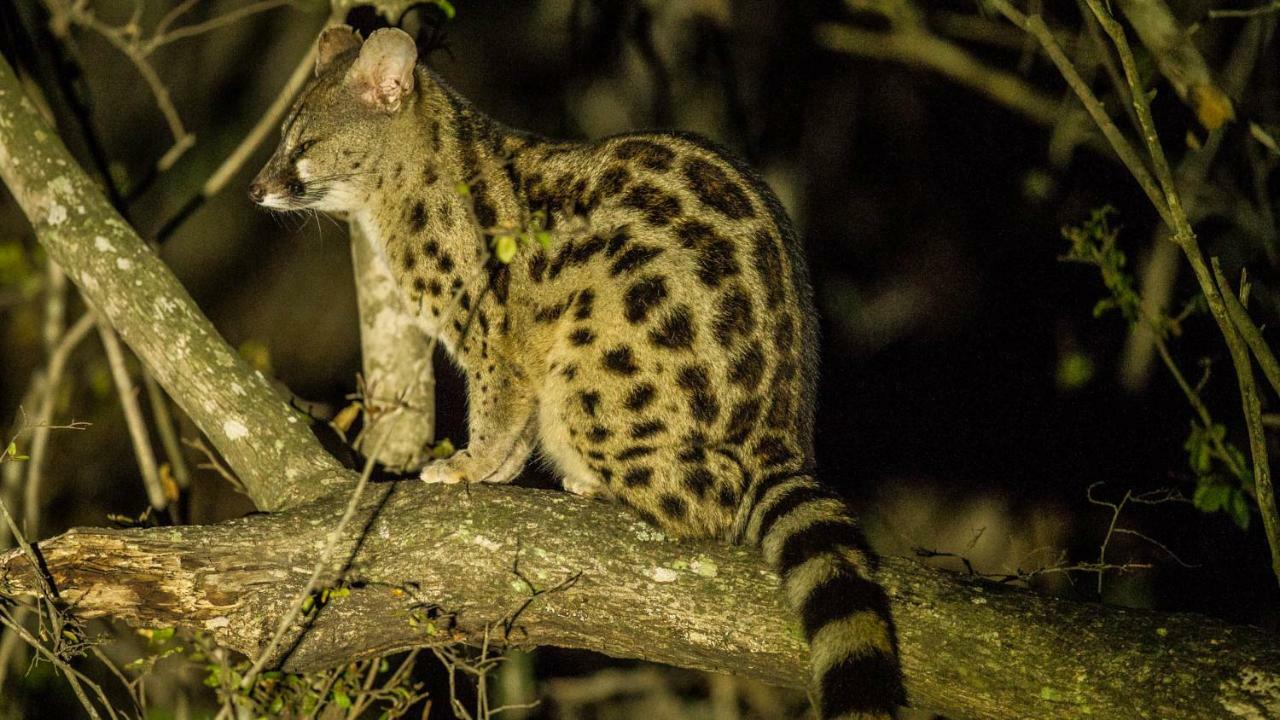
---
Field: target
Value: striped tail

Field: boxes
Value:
[746,472,904,719]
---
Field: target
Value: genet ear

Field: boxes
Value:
[344,28,418,114]
[316,25,363,77]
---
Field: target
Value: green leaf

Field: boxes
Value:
[1193,481,1229,513]
[333,690,352,710]
[431,438,456,459]
[494,234,518,264]
[431,0,456,19]
[1228,489,1251,530]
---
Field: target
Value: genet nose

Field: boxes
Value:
[248,183,266,203]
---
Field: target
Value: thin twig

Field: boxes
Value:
[22,312,96,538]
[97,320,166,512]
[988,0,1174,227]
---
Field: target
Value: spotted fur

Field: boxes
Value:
[250,26,903,719]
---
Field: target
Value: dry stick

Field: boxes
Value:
[816,25,1061,126]
[1080,0,1280,587]
[0,500,117,720]
[1213,259,1280,584]
[97,321,166,512]
[144,0,294,52]
[1217,272,1280,399]
[21,313,97,538]
[1208,2,1280,19]
[0,611,113,720]
[154,19,325,243]
[144,371,191,492]
[987,0,1174,228]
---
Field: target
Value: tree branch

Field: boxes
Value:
[350,223,437,471]
[1,484,1278,720]
[0,54,346,513]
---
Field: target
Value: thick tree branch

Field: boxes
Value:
[0,54,345,512]
[2,484,1279,720]
[350,222,437,471]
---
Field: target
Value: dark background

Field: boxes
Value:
[1,0,1277,717]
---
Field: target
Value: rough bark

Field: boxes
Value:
[1,482,1278,720]
[349,222,437,472]
[1,36,1279,720]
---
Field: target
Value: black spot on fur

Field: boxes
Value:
[560,363,579,381]
[682,157,754,220]
[623,467,653,488]
[752,230,786,307]
[471,179,498,228]
[718,484,738,507]
[713,287,755,346]
[617,445,656,461]
[574,289,594,320]
[773,358,797,384]
[535,301,568,324]
[548,241,572,280]
[587,425,612,443]
[597,165,632,197]
[753,435,796,467]
[412,277,427,295]
[766,390,793,426]
[624,275,668,324]
[691,391,719,425]
[528,251,548,283]
[625,383,656,411]
[489,264,510,303]
[570,234,607,265]
[604,227,631,257]
[427,279,443,297]
[621,183,681,226]
[602,346,639,375]
[726,398,763,444]
[424,240,440,256]
[424,163,439,185]
[610,244,665,276]
[649,305,695,350]
[635,509,659,526]
[678,446,705,464]
[569,327,595,346]
[409,201,428,232]
[630,420,666,439]
[438,252,455,273]
[677,366,719,423]
[401,252,417,271]
[683,467,715,498]
[774,315,794,351]
[697,237,741,288]
[677,365,709,392]
[728,347,765,388]
[674,219,714,248]
[614,139,676,171]
[659,493,687,520]
[579,391,601,417]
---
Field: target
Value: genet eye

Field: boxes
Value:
[290,138,318,160]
